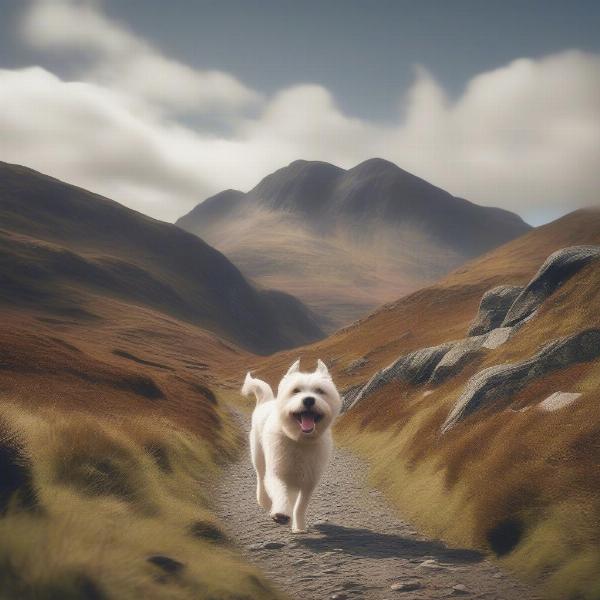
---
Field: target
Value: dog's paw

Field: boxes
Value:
[291,527,308,534]
[270,513,290,525]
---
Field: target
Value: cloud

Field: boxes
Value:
[0,1,598,224]
[21,0,260,114]
[386,51,600,222]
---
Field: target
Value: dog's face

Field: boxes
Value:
[276,359,341,441]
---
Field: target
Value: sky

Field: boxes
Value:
[0,0,599,225]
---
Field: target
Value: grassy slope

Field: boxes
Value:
[0,162,296,597]
[253,208,600,382]
[0,161,323,355]
[251,208,600,599]
[0,295,284,598]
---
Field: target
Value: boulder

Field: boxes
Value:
[429,335,487,385]
[468,285,523,336]
[482,327,513,349]
[538,391,582,412]
[441,329,600,433]
[502,246,600,327]
[346,341,454,410]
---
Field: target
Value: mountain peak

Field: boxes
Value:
[249,159,344,214]
[352,157,399,172]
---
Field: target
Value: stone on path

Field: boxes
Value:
[451,583,469,595]
[391,580,424,591]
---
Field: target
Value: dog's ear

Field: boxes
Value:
[316,359,330,378]
[241,372,274,404]
[285,359,301,376]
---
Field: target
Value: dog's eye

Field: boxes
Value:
[292,387,301,394]
[315,387,325,395]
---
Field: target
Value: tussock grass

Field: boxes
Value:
[333,265,600,599]
[0,402,282,600]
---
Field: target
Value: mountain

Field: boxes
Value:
[253,207,600,599]
[177,158,531,330]
[0,161,323,355]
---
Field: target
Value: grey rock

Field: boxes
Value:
[430,335,487,385]
[330,594,349,600]
[341,384,364,412]
[347,341,455,410]
[502,246,600,328]
[391,580,424,592]
[538,391,582,412]
[482,327,513,349]
[344,357,369,373]
[442,329,600,432]
[451,584,469,595]
[417,559,446,571]
[468,285,523,336]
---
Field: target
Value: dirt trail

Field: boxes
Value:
[217,414,539,600]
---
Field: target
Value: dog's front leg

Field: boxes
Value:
[291,486,314,533]
[265,475,296,525]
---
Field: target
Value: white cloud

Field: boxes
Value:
[0,1,598,224]
[21,0,260,114]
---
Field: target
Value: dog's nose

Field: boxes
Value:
[302,396,316,408]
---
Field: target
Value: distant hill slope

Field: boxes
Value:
[257,208,600,382]
[177,158,531,330]
[0,161,323,355]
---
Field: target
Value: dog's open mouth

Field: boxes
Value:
[293,411,323,434]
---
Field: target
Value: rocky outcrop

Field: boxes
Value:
[429,335,487,385]
[341,384,364,412]
[441,329,600,433]
[346,341,455,410]
[344,246,600,414]
[482,327,513,349]
[468,286,523,336]
[502,246,600,327]
[343,357,369,374]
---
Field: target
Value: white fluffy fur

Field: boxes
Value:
[241,359,341,533]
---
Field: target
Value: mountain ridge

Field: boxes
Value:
[177,158,531,330]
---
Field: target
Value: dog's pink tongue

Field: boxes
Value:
[300,413,315,432]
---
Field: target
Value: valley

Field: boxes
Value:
[1,162,599,600]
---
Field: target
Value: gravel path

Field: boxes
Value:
[217,415,539,600]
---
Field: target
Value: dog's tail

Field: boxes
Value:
[241,372,274,404]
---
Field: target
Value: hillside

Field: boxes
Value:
[177,158,530,330]
[251,208,600,599]
[0,161,293,598]
[0,161,323,355]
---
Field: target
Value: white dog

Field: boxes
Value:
[241,359,341,533]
